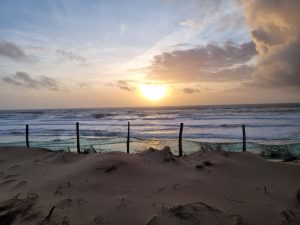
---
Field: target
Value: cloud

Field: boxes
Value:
[78,82,91,89]
[117,80,135,92]
[56,49,86,63]
[182,87,200,94]
[0,38,29,61]
[2,72,62,91]
[180,19,202,31]
[146,41,257,82]
[240,0,300,90]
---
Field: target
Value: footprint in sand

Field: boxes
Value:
[33,158,43,164]
[55,198,88,209]
[117,197,132,208]
[0,193,39,225]
[0,179,16,185]
[146,202,249,225]
[281,209,299,225]
[55,198,73,209]
[9,164,20,169]
[14,181,27,188]
[0,174,20,186]
[3,173,20,180]
[54,181,72,196]
[92,215,106,225]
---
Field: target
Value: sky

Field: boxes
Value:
[0,0,299,109]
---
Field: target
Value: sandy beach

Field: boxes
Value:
[0,147,299,225]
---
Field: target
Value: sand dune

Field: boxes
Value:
[0,147,299,225]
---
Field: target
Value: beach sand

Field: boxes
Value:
[0,147,299,225]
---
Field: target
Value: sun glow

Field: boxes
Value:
[139,84,168,101]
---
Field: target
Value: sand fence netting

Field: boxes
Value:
[0,123,299,159]
[1,136,299,160]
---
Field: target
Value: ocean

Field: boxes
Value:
[0,103,300,155]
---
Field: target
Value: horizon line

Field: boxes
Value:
[1,101,300,111]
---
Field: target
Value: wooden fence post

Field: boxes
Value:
[127,122,130,154]
[242,124,246,152]
[179,123,184,156]
[76,122,80,153]
[26,124,29,148]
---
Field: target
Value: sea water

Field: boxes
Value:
[0,103,299,155]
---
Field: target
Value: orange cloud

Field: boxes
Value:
[147,41,256,83]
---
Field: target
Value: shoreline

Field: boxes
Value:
[0,146,300,224]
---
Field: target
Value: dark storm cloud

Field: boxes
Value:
[248,40,300,89]
[147,41,257,82]
[2,72,62,91]
[241,0,300,90]
[56,49,86,63]
[0,38,28,61]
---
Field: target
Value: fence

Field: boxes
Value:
[22,122,250,153]
[0,121,299,160]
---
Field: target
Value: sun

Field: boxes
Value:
[139,84,168,101]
